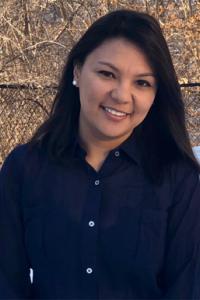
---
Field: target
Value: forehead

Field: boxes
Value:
[83,38,153,72]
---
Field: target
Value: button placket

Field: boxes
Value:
[94,179,100,186]
[114,150,120,157]
[80,176,101,291]
[88,220,95,227]
[86,267,93,274]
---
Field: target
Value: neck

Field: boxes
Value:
[79,138,113,172]
[78,127,132,171]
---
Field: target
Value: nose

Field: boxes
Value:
[111,82,133,104]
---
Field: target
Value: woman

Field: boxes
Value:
[0,9,200,299]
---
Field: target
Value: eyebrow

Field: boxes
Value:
[97,61,156,78]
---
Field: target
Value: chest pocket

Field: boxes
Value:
[45,211,71,258]
[137,209,168,270]
[25,207,77,266]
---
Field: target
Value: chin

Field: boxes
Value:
[99,129,132,141]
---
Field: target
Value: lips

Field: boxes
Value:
[100,105,132,122]
[101,105,131,116]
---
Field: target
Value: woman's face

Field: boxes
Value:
[74,38,157,145]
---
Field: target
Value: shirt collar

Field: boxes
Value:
[119,130,141,166]
[70,130,141,165]
[70,136,86,159]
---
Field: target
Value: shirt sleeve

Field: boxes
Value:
[0,146,32,299]
[161,163,200,298]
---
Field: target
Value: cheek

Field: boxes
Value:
[79,86,93,108]
[80,84,104,111]
[135,92,155,112]
[79,91,99,117]
[136,102,153,115]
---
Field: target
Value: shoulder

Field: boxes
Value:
[171,158,200,183]
[168,158,200,200]
[0,145,29,195]
[0,143,43,178]
[1,144,27,173]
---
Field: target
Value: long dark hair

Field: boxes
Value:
[29,9,200,184]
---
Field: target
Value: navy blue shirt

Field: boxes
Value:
[0,135,200,299]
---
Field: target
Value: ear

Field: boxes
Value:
[73,64,81,87]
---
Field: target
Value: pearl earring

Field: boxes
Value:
[72,79,77,86]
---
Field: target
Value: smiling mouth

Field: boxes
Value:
[101,106,131,117]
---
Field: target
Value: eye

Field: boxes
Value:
[98,70,115,78]
[136,80,151,87]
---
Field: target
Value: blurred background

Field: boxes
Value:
[0,0,199,165]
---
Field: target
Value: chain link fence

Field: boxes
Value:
[0,83,199,166]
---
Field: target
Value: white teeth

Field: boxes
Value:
[104,107,127,117]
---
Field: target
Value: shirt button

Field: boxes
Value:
[86,267,93,274]
[94,179,100,186]
[88,220,95,227]
[115,151,120,157]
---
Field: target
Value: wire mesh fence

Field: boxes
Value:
[0,0,199,165]
[0,85,54,165]
[0,83,199,165]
